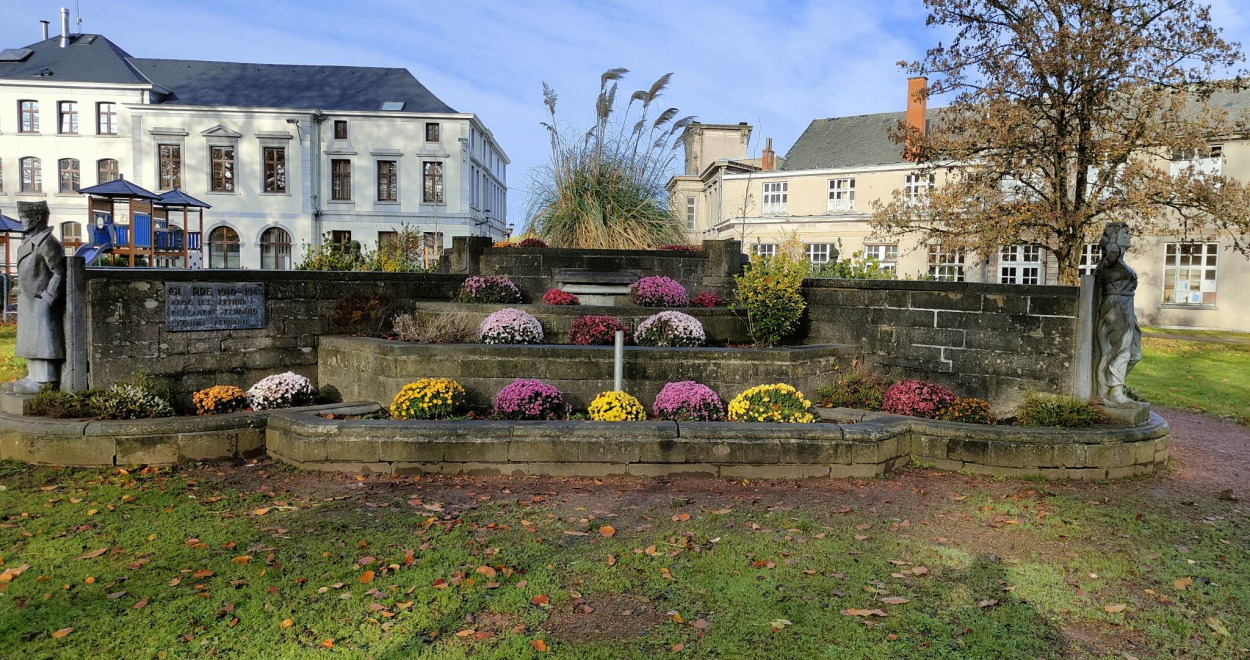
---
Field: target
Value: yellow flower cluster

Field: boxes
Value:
[391,378,466,420]
[727,383,815,424]
[588,391,646,422]
[192,385,249,416]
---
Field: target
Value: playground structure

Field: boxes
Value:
[76,180,209,268]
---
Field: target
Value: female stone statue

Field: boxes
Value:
[1094,222,1141,405]
[7,202,65,395]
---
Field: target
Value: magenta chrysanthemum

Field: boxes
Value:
[629,276,689,307]
[653,381,724,421]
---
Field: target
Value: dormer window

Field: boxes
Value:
[379,101,405,111]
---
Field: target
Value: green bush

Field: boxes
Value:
[1016,392,1103,428]
[937,396,995,424]
[816,367,888,411]
[92,384,175,420]
[25,384,97,418]
[733,251,808,347]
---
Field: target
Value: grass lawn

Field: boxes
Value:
[0,462,1246,659]
[0,323,22,384]
[1129,328,1250,424]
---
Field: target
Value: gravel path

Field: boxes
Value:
[1149,405,1249,499]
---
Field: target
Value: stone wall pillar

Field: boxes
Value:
[447,236,493,275]
[1072,273,1095,400]
[702,239,742,278]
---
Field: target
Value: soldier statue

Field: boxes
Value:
[5,201,66,395]
[1093,222,1142,406]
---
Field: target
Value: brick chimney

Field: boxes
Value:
[905,76,928,161]
[761,137,775,171]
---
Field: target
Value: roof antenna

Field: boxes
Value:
[75,1,82,33]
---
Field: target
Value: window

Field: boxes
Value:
[158,144,181,190]
[262,147,286,193]
[210,146,235,192]
[377,231,397,252]
[0,158,3,193]
[333,120,348,139]
[762,181,788,214]
[827,178,855,211]
[330,230,352,247]
[379,101,405,111]
[905,172,935,203]
[751,243,777,258]
[19,100,38,133]
[685,196,696,230]
[927,244,965,281]
[425,123,440,142]
[331,159,352,201]
[19,157,41,193]
[805,243,832,264]
[57,101,78,134]
[1170,144,1224,178]
[58,158,80,193]
[259,227,292,270]
[376,160,398,202]
[97,158,119,184]
[999,245,1042,285]
[208,227,240,269]
[423,161,444,204]
[1078,243,1102,276]
[1163,242,1218,305]
[97,102,117,135]
[863,244,899,272]
[60,222,82,245]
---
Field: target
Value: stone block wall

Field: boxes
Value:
[802,279,1081,410]
[84,269,467,404]
[318,337,852,412]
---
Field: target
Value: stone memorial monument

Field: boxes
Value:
[1093,222,1148,423]
[4,201,66,396]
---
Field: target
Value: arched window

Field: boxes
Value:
[97,158,119,184]
[259,227,292,270]
[19,157,41,193]
[58,158,80,193]
[208,226,241,269]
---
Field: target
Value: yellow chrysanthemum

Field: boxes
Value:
[391,378,466,420]
[588,391,646,422]
[727,383,815,424]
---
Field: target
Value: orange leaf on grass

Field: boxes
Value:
[359,570,375,584]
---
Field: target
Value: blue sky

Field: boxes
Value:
[4,0,1249,227]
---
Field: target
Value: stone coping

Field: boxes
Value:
[484,246,707,259]
[0,402,377,467]
[320,335,851,360]
[412,301,741,318]
[803,277,1079,297]
[265,405,1170,480]
[84,268,468,286]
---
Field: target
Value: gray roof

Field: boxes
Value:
[0,34,147,84]
[0,34,456,113]
[780,110,945,171]
[130,59,456,112]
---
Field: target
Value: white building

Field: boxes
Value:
[0,14,509,270]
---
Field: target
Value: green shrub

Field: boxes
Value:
[24,384,96,418]
[733,251,808,347]
[937,396,995,424]
[1016,392,1103,428]
[93,384,175,420]
[816,366,888,411]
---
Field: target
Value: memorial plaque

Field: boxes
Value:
[166,282,265,331]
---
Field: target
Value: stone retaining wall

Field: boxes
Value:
[84,269,467,404]
[264,407,1170,480]
[0,402,374,467]
[802,279,1082,411]
[316,337,853,412]
[408,302,751,345]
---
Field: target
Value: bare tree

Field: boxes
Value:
[872,0,1250,283]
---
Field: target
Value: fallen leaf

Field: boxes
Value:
[672,513,691,522]
[672,643,684,652]
[359,570,375,584]
[691,618,710,630]
[599,525,616,538]
[192,569,213,579]
[321,639,334,648]
[533,639,548,652]
[251,508,270,516]
[1206,616,1230,637]
[769,618,794,631]
[132,598,148,610]
[841,609,888,617]
[231,556,251,565]
[281,619,293,629]
[475,566,497,578]
[1173,577,1193,591]
[853,535,868,541]
[76,548,107,560]
[1104,603,1126,613]
[978,599,999,608]
[51,628,73,639]
[880,597,910,605]
[530,594,550,606]
[607,554,616,567]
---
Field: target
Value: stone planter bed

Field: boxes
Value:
[317,336,855,412]
[0,402,376,467]
[409,301,751,345]
[264,404,1170,480]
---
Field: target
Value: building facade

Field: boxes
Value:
[0,20,508,271]
[669,80,1250,332]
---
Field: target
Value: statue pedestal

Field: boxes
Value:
[0,391,33,416]
[1098,401,1150,426]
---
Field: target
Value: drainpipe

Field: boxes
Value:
[310,110,326,244]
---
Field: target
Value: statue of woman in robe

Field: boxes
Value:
[1094,223,1142,405]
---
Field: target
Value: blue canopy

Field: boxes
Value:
[79,178,161,200]
[156,187,212,209]
[0,213,21,233]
